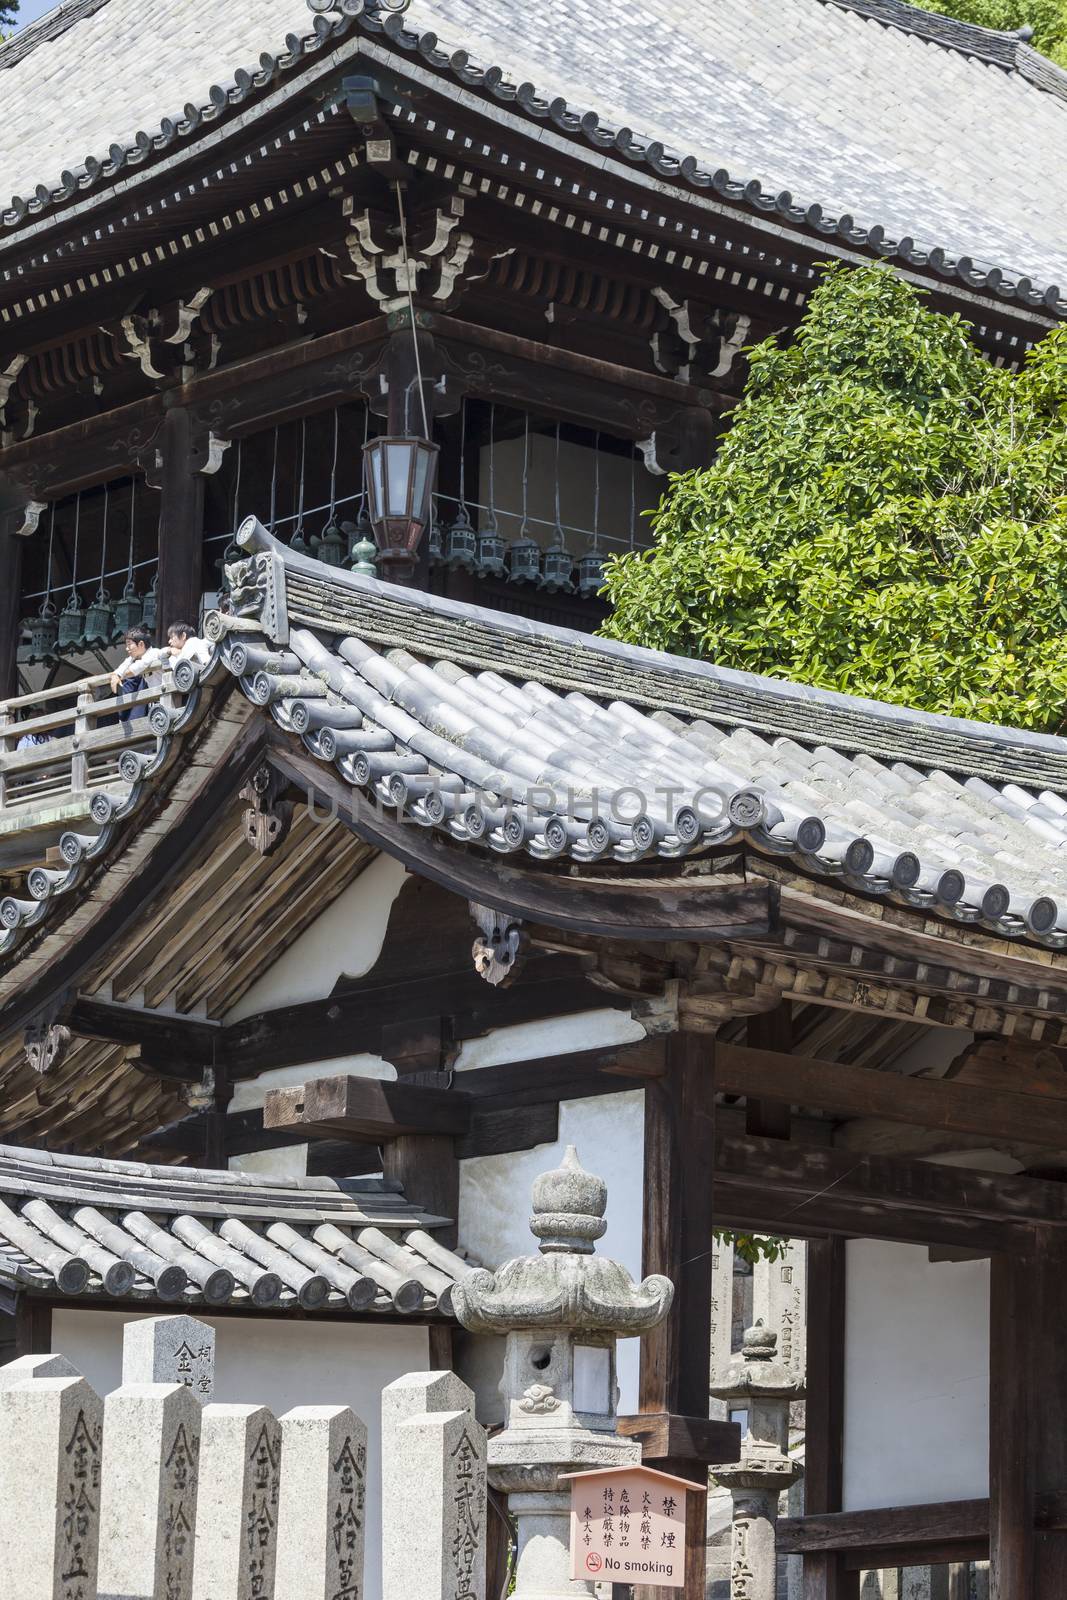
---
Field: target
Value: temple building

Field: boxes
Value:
[0,0,1065,1596]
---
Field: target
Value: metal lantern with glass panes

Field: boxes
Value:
[443,502,477,572]
[363,433,439,583]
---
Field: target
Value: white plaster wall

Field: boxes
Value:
[842,1239,990,1510]
[224,853,408,1022]
[51,1308,428,1600]
[459,1088,646,1414]
[454,1007,645,1072]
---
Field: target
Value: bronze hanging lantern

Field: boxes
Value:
[475,513,507,579]
[427,510,444,566]
[539,537,574,594]
[57,588,86,652]
[313,518,346,567]
[363,433,440,581]
[27,601,59,664]
[350,536,377,578]
[345,503,374,568]
[443,502,477,572]
[113,577,142,636]
[83,586,114,648]
[507,533,541,585]
[577,547,607,599]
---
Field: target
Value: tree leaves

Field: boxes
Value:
[601,265,1067,733]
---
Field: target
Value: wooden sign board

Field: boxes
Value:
[560,1463,704,1590]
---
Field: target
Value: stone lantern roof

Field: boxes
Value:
[451,1146,673,1334]
[710,1321,806,1402]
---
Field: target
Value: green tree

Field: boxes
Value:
[0,1,20,37]
[600,264,1067,733]
[923,0,1067,67]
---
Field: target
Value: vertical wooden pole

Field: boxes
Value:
[0,527,23,701]
[1029,1229,1067,1596]
[382,1134,459,1249]
[803,1236,847,1600]
[989,1247,1034,1600]
[156,406,206,640]
[638,1028,716,1600]
[745,1001,792,1140]
[14,1296,52,1358]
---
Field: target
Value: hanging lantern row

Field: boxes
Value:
[429,505,607,598]
[22,484,159,665]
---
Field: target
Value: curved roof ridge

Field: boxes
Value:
[824,0,1067,95]
[0,0,111,72]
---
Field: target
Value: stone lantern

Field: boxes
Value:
[710,1320,805,1600]
[452,1146,674,1599]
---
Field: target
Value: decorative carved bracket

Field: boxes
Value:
[470,902,528,986]
[119,287,215,381]
[240,763,294,857]
[651,291,751,386]
[343,194,493,314]
[24,995,73,1076]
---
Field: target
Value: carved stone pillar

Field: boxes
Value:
[452,1147,674,1600]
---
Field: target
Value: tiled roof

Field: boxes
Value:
[0,0,1063,313]
[212,518,1067,949]
[0,1142,471,1314]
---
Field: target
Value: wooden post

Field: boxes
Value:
[0,527,23,702]
[382,1134,459,1250]
[14,1296,52,1358]
[745,1002,792,1141]
[638,1029,716,1600]
[803,1237,848,1600]
[156,406,206,639]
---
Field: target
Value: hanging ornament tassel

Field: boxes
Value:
[507,409,541,585]
[538,421,573,592]
[578,428,606,599]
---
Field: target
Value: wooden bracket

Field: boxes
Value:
[470,901,528,987]
[23,993,72,1076]
[240,762,294,857]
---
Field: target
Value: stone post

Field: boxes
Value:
[381,1370,487,1600]
[97,1317,207,1600]
[190,1404,281,1600]
[0,1371,104,1599]
[122,1313,216,1401]
[710,1322,804,1600]
[277,1404,368,1600]
[452,1146,674,1600]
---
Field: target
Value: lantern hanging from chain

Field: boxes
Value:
[538,423,572,592]
[344,501,374,569]
[577,429,607,599]
[444,501,478,571]
[474,510,506,578]
[26,504,60,664]
[314,517,346,567]
[427,507,444,566]
[57,494,87,652]
[83,482,115,647]
[507,411,541,584]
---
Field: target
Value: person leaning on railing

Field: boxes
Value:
[108,621,210,724]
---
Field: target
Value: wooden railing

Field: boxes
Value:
[0,671,177,825]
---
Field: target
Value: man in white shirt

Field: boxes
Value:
[164,621,211,669]
[109,621,210,722]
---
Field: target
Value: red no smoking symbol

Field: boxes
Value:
[585,1554,603,1574]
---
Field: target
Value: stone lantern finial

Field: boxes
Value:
[530,1145,607,1253]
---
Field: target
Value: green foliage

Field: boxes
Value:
[600,264,1067,733]
[0,1,18,33]
[922,0,1067,67]
[716,1230,789,1266]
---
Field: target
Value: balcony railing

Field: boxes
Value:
[0,671,182,844]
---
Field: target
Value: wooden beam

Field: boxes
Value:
[222,956,613,1077]
[616,1412,739,1466]
[264,1074,472,1141]
[778,1500,990,1555]
[69,997,222,1066]
[266,741,779,943]
[717,1040,1067,1151]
